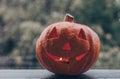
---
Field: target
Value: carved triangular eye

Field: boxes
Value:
[48,27,58,38]
[78,28,87,40]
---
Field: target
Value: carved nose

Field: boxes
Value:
[62,42,71,51]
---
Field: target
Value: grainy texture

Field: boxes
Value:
[0,69,119,79]
[36,18,100,75]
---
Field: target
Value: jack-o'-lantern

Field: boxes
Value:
[36,14,100,75]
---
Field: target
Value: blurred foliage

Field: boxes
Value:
[0,0,120,69]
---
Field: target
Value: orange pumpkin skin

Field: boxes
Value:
[36,14,100,75]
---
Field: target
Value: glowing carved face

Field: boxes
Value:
[43,26,90,64]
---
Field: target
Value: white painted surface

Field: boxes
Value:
[0,69,119,79]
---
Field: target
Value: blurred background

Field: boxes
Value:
[0,0,120,69]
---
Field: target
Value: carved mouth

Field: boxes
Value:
[44,48,88,64]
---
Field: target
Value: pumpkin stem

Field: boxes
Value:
[64,13,74,22]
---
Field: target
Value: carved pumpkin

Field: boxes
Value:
[36,14,100,75]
